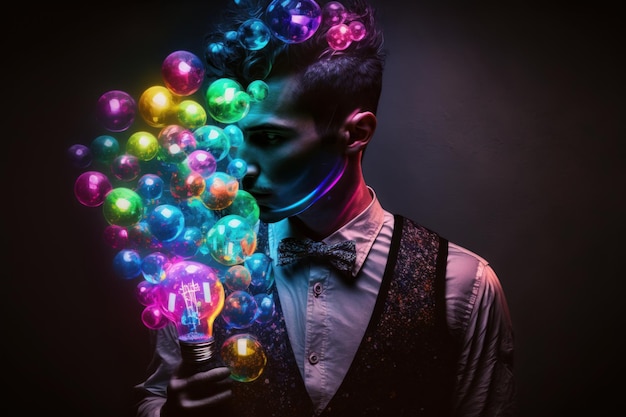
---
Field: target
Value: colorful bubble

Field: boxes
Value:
[111,154,141,182]
[162,50,206,96]
[238,18,271,51]
[147,204,185,242]
[165,226,204,259]
[254,293,275,324]
[96,90,136,132]
[201,172,239,210]
[157,124,189,163]
[136,174,164,202]
[224,264,252,292]
[74,171,112,207]
[169,167,206,200]
[222,190,260,226]
[246,80,269,102]
[177,99,207,129]
[227,158,247,179]
[323,1,347,26]
[265,0,322,44]
[205,78,250,124]
[221,333,267,382]
[126,131,159,161]
[141,304,169,330]
[348,20,366,41]
[141,251,170,284]
[103,224,129,249]
[326,23,351,51]
[91,135,120,164]
[221,290,258,329]
[67,144,92,168]
[112,248,142,279]
[193,125,230,162]
[223,124,244,148]
[187,150,217,178]
[102,187,144,227]
[245,252,274,291]
[138,85,177,128]
[206,214,257,266]
[135,280,161,306]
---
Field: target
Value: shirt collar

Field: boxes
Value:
[270,186,385,278]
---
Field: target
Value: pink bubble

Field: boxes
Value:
[162,50,206,96]
[96,90,136,132]
[187,150,217,178]
[103,224,129,249]
[74,171,112,207]
[326,24,352,51]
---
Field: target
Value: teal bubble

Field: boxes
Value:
[193,125,230,162]
[91,134,120,164]
[246,80,269,101]
[206,214,256,266]
[222,190,260,226]
[238,18,271,51]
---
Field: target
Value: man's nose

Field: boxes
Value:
[241,163,259,190]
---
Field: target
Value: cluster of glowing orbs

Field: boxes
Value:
[67,144,92,168]
[201,172,239,210]
[161,50,206,96]
[158,261,225,342]
[221,333,267,382]
[113,248,142,279]
[206,214,257,266]
[194,125,231,161]
[139,86,177,128]
[205,78,251,124]
[74,171,112,207]
[126,131,159,161]
[177,100,207,129]
[326,20,367,51]
[96,90,136,132]
[91,135,120,164]
[147,204,185,242]
[111,154,141,182]
[222,290,258,329]
[265,0,322,44]
[187,150,217,178]
[238,18,271,51]
[103,187,144,226]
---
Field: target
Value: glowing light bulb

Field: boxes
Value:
[158,260,225,369]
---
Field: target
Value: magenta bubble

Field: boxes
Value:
[162,50,206,96]
[141,304,169,329]
[111,154,141,182]
[103,224,129,249]
[74,171,112,207]
[96,90,136,132]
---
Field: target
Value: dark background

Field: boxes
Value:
[5,1,623,416]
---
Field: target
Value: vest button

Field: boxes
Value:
[308,352,319,365]
[313,282,323,297]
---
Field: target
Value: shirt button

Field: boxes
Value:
[313,282,323,297]
[308,352,319,365]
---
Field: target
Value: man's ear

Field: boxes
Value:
[343,111,377,154]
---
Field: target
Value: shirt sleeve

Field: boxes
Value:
[133,323,181,417]
[446,243,516,417]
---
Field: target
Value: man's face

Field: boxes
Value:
[236,76,346,223]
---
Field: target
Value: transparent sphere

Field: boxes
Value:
[141,304,169,330]
[227,158,247,179]
[222,190,260,226]
[139,85,177,128]
[135,280,161,306]
[67,144,92,168]
[91,135,120,164]
[220,333,267,382]
[205,78,250,124]
[103,224,129,249]
[147,204,185,242]
[169,168,205,200]
[177,99,207,129]
[238,18,271,51]
[136,174,164,202]
[74,171,112,207]
[128,221,163,252]
[323,1,347,25]
[223,124,244,148]
[187,150,217,178]
[348,20,366,41]
[265,0,322,44]
[157,124,189,163]
[221,290,258,329]
[127,131,159,161]
[103,187,144,226]
[246,80,269,102]
[111,154,141,182]
[193,125,230,162]
[206,214,257,266]
[141,251,170,284]
[96,90,136,132]
[161,50,206,96]
[112,248,142,279]
[201,172,239,210]
[254,292,275,324]
[165,226,204,259]
[224,264,252,292]
[326,23,352,51]
[245,252,274,291]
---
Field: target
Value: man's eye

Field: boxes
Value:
[248,132,284,146]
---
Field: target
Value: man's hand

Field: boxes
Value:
[162,366,233,416]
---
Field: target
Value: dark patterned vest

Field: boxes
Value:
[213,215,459,416]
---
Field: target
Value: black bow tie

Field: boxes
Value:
[277,238,357,275]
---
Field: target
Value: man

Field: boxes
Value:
[134,0,515,416]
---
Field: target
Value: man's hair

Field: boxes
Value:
[203,0,386,132]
